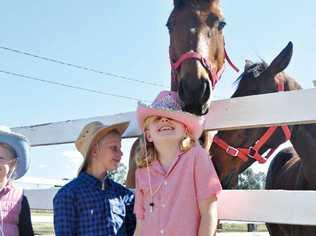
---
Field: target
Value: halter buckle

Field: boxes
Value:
[248,146,257,158]
[226,146,239,157]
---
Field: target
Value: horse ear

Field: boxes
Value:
[266,41,293,76]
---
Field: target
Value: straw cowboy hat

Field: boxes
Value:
[0,126,30,179]
[75,121,129,173]
[137,90,204,139]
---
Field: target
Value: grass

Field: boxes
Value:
[33,223,54,236]
[217,223,267,232]
[31,210,54,235]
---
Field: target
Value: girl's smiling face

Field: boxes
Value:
[145,116,186,144]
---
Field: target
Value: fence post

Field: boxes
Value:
[247,224,257,232]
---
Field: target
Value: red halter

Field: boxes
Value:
[170,46,239,89]
[212,82,291,164]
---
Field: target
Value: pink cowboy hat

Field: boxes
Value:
[137,91,204,139]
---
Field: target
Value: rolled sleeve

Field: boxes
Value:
[194,147,222,201]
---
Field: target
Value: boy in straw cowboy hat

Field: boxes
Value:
[133,91,222,236]
[0,126,34,236]
[53,121,136,236]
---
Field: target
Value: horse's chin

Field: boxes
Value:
[182,102,208,116]
[178,77,211,116]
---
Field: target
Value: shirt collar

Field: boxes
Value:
[150,149,186,176]
[0,181,12,196]
[79,171,111,190]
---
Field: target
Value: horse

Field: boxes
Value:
[169,0,238,116]
[209,42,316,235]
[125,0,234,188]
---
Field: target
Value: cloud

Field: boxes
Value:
[38,164,47,168]
[62,150,83,167]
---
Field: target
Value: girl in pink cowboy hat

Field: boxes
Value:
[133,91,222,236]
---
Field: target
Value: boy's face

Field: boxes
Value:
[0,146,15,180]
[146,116,186,145]
[91,132,123,172]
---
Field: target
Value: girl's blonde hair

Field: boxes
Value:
[135,116,196,168]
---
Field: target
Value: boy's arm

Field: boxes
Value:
[53,189,76,235]
[198,195,218,236]
[124,191,136,236]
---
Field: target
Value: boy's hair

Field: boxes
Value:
[135,116,196,168]
[78,130,121,175]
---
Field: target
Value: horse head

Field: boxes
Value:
[210,42,301,189]
[168,0,226,115]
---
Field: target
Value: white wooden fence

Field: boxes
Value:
[17,88,316,226]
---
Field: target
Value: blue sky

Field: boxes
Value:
[1,1,315,184]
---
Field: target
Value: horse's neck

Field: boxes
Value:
[284,77,316,183]
[290,125,316,186]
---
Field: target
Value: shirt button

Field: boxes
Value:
[164,181,168,186]
[160,229,164,235]
[161,203,166,208]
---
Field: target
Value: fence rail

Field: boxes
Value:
[12,88,316,146]
[19,87,316,226]
[25,189,316,226]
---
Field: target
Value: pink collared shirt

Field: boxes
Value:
[134,144,222,236]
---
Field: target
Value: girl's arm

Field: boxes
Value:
[18,195,34,236]
[198,195,218,236]
[133,219,143,236]
[193,146,222,235]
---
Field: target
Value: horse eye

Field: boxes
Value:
[218,20,226,30]
[166,22,173,31]
[166,16,175,31]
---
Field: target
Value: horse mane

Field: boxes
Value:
[174,0,219,10]
[233,61,268,89]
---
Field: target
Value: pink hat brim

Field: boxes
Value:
[137,103,204,140]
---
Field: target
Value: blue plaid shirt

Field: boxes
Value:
[53,172,136,236]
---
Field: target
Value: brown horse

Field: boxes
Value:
[210,42,316,235]
[126,0,229,188]
[169,0,228,116]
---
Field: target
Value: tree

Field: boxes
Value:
[237,168,266,190]
[108,163,127,185]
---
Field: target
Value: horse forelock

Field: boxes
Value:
[174,0,223,17]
